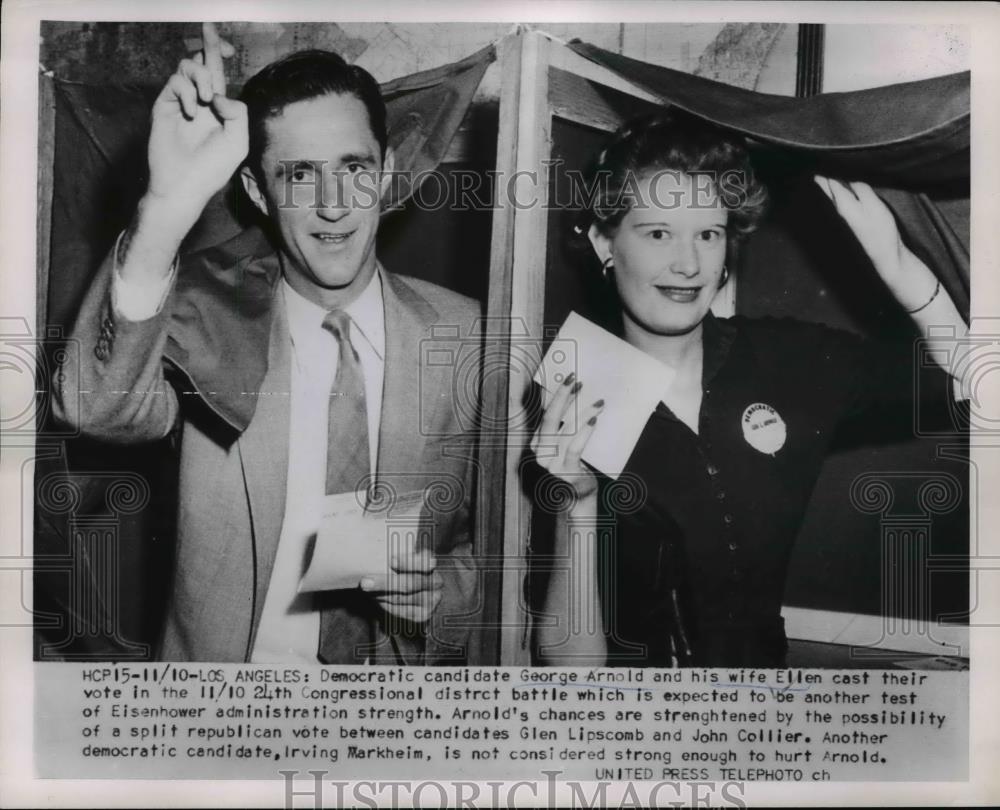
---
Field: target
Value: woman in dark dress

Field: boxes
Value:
[533,111,969,668]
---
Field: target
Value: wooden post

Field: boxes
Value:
[478,29,554,665]
[498,30,552,665]
[474,30,524,665]
[36,73,55,335]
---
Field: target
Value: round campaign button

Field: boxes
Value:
[741,402,787,456]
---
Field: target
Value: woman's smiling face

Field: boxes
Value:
[590,170,729,338]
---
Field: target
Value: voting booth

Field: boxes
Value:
[35,28,970,664]
[474,31,969,665]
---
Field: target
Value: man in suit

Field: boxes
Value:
[52,24,480,664]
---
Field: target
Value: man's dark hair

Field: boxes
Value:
[239,49,388,179]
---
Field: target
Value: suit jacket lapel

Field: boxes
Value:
[237,284,292,655]
[377,272,437,488]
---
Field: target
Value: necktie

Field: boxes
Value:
[317,310,374,663]
[322,310,370,496]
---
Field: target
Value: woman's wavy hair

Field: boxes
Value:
[576,109,768,243]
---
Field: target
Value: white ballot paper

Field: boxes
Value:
[298,488,426,593]
[533,312,675,478]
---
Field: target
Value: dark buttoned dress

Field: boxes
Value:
[598,313,958,667]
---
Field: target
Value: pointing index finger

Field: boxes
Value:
[202,22,226,96]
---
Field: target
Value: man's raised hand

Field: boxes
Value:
[146,23,248,224]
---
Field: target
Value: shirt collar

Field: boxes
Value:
[281,265,386,361]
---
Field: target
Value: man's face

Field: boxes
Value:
[242,92,390,309]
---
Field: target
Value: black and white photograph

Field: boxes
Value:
[1,1,998,806]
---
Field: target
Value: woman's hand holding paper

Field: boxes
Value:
[530,373,605,509]
[532,373,609,665]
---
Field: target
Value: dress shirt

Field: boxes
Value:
[251,271,385,664]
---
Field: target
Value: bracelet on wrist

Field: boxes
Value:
[905,279,941,315]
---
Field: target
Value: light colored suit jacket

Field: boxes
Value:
[53,227,481,663]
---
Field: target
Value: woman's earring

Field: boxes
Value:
[718,265,730,289]
[602,256,614,281]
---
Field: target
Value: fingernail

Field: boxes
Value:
[360,578,375,591]
[563,372,575,387]
[593,399,605,408]
[571,380,583,394]
[587,415,598,426]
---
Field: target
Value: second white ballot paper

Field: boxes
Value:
[533,311,676,478]
[298,489,426,592]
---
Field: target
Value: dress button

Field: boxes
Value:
[728,541,738,552]
[94,344,108,360]
[723,513,734,526]
[716,490,726,501]
[706,464,719,476]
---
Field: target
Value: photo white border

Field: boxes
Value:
[2,1,998,806]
